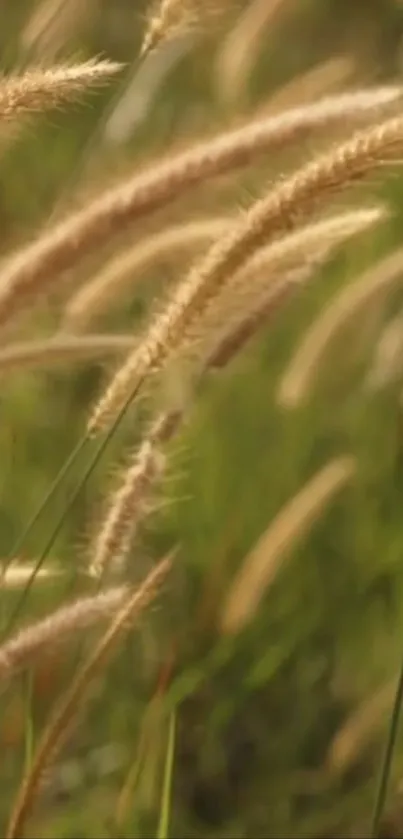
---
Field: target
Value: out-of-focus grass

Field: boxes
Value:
[2,1,403,837]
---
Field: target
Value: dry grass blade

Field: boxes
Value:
[0,88,398,333]
[278,247,403,408]
[89,113,403,434]
[0,59,122,120]
[89,411,181,579]
[6,556,171,839]
[0,586,128,684]
[0,334,136,374]
[220,455,356,634]
[326,679,397,777]
[64,217,232,332]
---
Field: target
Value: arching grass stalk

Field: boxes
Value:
[370,663,403,836]
[3,375,146,635]
[157,709,176,839]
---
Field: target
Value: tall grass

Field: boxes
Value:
[1,2,403,838]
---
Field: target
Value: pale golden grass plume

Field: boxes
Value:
[141,0,197,58]
[89,411,181,580]
[0,562,62,589]
[0,334,137,376]
[0,585,128,685]
[6,555,172,839]
[326,678,397,778]
[0,59,122,121]
[215,0,291,105]
[264,55,355,116]
[89,113,403,435]
[64,216,232,333]
[203,265,317,371]
[190,206,386,361]
[365,311,403,391]
[0,87,399,334]
[220,455,356,635]
[278,247,403,408]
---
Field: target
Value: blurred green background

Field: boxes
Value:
[3,1,403,837]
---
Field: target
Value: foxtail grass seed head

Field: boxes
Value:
[0,59,122,121]
[220,455,356,634]
[326,679,397,777]
[278,247,403,408]
[89,410,181,580]
[64,217,232,332]
[89,114,403,434]
[141,0,198,57]
[191,206,386,360]
[0,87,398,335]
[0,586,128,684]
[203,265,313,370]
[0,334,136,375]
[6,556,172,839]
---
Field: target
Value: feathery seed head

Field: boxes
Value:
[141,0,197,57]
[0,59,122,121]
[89,114,403,434]
[0,87,399,335]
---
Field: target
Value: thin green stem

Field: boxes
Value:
[371,661,403,836]
[4,434,89,567]
[4,375,145,635]
[157,709,176,839]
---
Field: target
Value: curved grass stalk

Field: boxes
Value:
[6,556,172,839]
[4,374,146,635]
[278,247,403,408]
[89,115,403,434]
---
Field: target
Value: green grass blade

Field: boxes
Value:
[371,661,403,837]
[23,670,34,775]
[5,434,89,566]
[4,375,145,634]
[157,710,176,839]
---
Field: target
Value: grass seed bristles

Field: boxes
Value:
[278,247,403,408]
[204,265,313,370]
[141,0,197,58]
[0,59,122,121]
[0,585,128,685]
[64,217,232,332]
[89,113,403,434]
[265,55,354,116]
[0,334,136,375]
[89,411,181,579]
[326,679,397,778]
[191,206,386,357]
[0,88,399,334]
[6,556,172,839]
[220,455,356,634]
